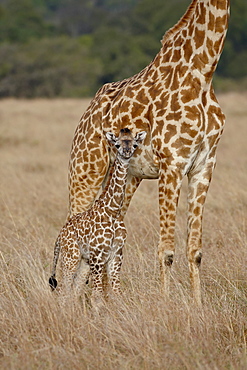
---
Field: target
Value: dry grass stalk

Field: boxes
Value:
[0,94,246,369]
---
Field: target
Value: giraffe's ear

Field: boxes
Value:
[105,132,117,144]
[135,131,147,143]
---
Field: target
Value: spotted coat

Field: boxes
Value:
[68,0,230,305]
[49,129,146,299]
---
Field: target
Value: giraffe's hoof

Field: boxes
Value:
[195,251,202,266]
[49,276,58,291]
[164,251,174,267]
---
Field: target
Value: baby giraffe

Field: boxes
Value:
[49,128,146,301]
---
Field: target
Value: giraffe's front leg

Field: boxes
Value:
[158,164,183,297]
[187,161,215,306]
[107,219,127,294]
[121,175,142,216]
[89,244,110,305]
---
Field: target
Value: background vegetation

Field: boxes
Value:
[0,94,246,367]
[0,0,246,97]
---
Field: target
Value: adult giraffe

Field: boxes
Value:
[68,0,230,305]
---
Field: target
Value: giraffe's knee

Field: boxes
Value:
[159,249,174,267]
[164,251,174,266]
[189,250,202,267]
[195,251,202,266]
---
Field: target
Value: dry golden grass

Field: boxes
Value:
[0,94,246,369]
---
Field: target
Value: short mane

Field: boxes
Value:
[162,0,197,45]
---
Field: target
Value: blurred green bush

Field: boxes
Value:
[0,0,246,97]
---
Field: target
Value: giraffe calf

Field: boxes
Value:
[49,128,146,301]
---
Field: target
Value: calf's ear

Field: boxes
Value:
[105,132,117,144]
[135,131,147,143]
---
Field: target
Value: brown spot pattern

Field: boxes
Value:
[66,0,230,306]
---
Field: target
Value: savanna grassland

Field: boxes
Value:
[0,93,246,369]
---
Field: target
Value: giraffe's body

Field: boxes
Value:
[68,0,230,305]
[49,129,146,298]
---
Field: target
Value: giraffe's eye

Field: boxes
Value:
[133,144,138,149]
[115,144,120,149]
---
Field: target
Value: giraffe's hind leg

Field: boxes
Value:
[73,259,90,295]
[72,258,91,311]
[61,262,80,298]
[187,161,216,306]
[59,236,82,300]
[158,164,183,298]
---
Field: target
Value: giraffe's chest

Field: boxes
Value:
[77,213,119,249]
[108,142,159,179]
[128,147,159,179]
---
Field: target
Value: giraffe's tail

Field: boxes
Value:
[49,236,61,291]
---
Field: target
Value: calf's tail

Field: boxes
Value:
[48,236,60,291]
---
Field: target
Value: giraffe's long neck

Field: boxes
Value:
[159,0,230,81]
[98,156,129,217]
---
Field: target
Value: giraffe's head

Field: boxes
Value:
[106,128,146,160]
